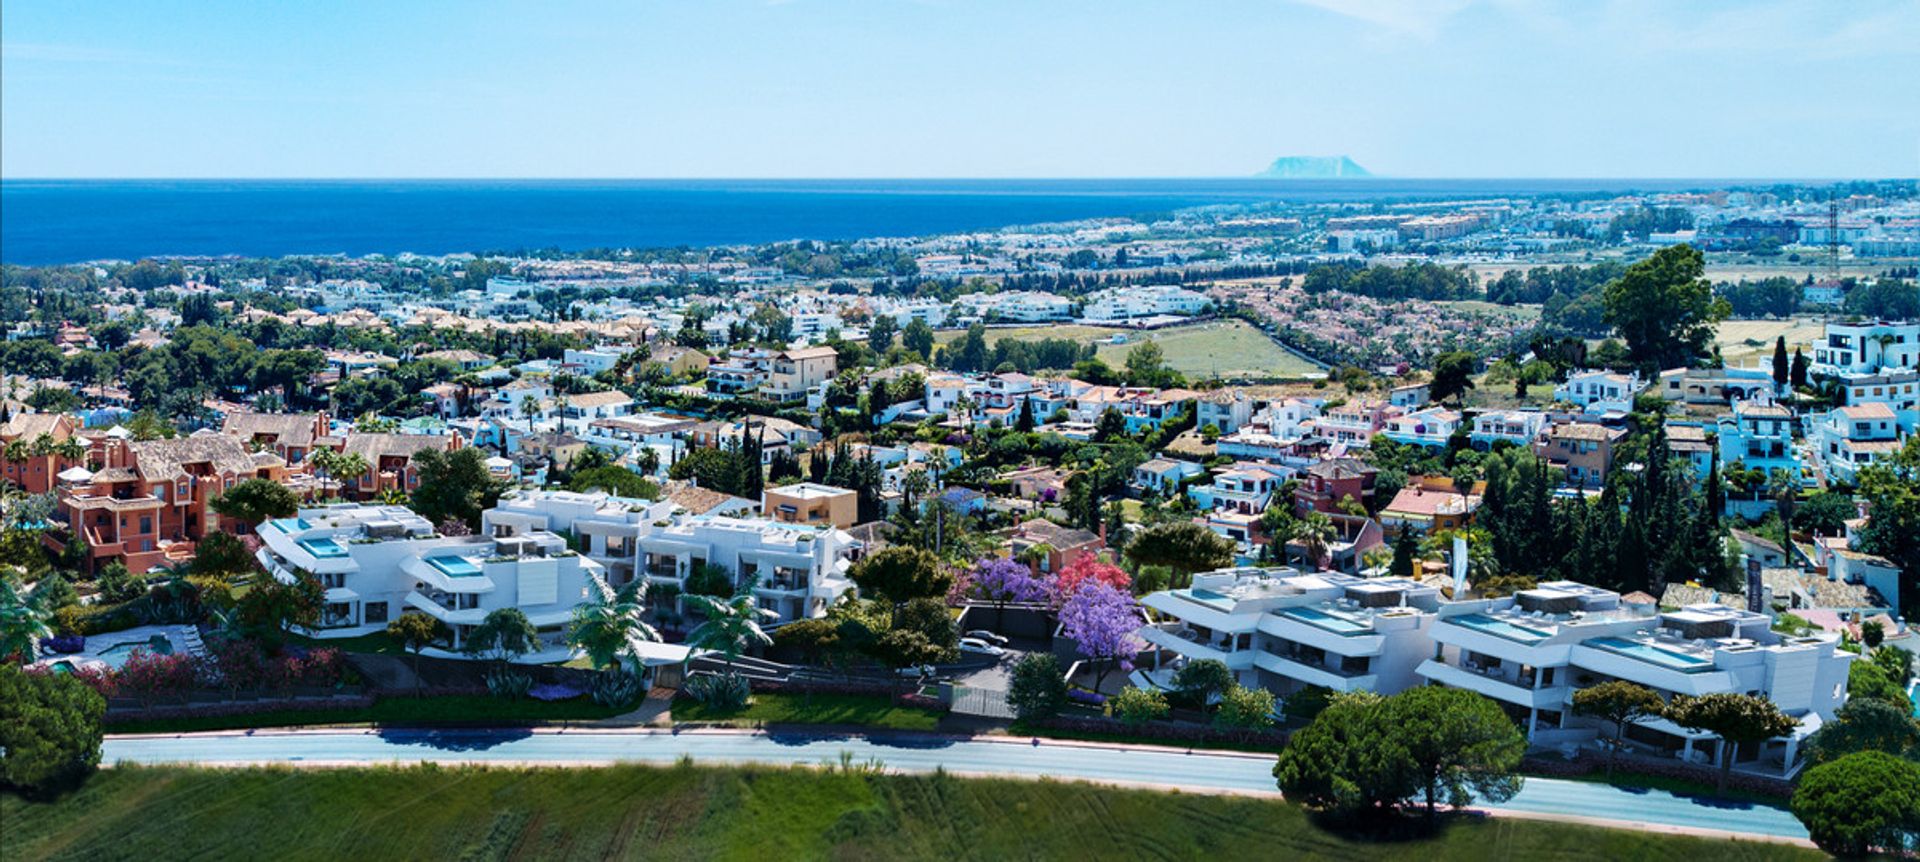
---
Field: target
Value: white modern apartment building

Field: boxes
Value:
[870,298,950,329]
[257,503,602,661]
[1137,568,1441,696]
[958,291,1073,322]
[1081,285,1212,321]
[485,489,860,624]
[1420,581,1852,773]
[1380,406,1462,449]
[1810,320,1919,379]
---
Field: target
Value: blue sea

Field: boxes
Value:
[1,178,1745,265]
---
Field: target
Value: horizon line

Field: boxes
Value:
[3,175,1906,184]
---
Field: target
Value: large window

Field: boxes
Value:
[363,601,389,624]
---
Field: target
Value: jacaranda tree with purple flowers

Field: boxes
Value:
[967,557,1051,630]
[1058,581,1145,693]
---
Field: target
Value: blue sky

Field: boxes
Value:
[3,0,1916,178]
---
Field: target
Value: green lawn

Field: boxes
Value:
[940,320,1323,380]
[105,695,638,735]
[2,764,1816,861]
[673,692,943,732]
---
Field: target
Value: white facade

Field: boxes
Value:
[1470,410,1548,448]
[257,503,602,662]
[1811,320,1920,379]
[1809,403,1916,485]
[1136,568,1441,697]
[485,489,860,624]
[1555,370,1643,414]
[1420,581,1851,768]
[1082,285,1213,321]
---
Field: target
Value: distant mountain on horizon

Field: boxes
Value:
[1256,156,1372,179]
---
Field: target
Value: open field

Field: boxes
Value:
[3,764,1817,862]
[941,320,1322,379]
[1715,317,1827,367]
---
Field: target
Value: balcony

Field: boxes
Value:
[1255,652,1377,692]
[1417,659,1569,709]
[1138,623,1255,670]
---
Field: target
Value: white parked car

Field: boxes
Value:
[963,630,1009,646]
[958,637,1007,658]
[895,663,936,679]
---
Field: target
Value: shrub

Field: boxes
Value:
[1007,653,1069,722]
[1,664,106,796]
[591,671,644,707]
[1214,685,1277,733]
[1281,685,1336,723]
[1111,686,1170,726]
[45,634,86,654]
[1172,659,1235,707]
[1067,688,1107,707]
[684,671,752,711]
[485,667,533,699]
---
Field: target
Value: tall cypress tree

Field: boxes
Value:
[1771,336,1789,387]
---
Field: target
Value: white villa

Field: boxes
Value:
[257,503,602,662]
[485,489,860,624]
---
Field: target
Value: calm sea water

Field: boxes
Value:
[1,178,1743,265]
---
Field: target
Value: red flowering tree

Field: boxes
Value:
[1050,555,1130,607]
[115,650,197,709]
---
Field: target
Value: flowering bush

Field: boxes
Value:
[1067,688,1107,707]
[46,634,86,654]
[1050,556,1130,607]
[116,649,198,707]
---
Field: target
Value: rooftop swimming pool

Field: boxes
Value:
[298,537,348,558]
[1280,606,1372,635]
[1588,636,1715,672]
[1448,613,1552,645]
[428,556,483,578]
[271,517,312,533]
[1176,587,1236,611]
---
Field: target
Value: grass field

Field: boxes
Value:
[672,692,943,731]
[104,694,639,735]
[1714,318,1827,366]
[2,765,1817,862]
[940,320,1322,380]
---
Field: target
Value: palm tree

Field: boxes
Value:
[684,576,774,674]
[569,577,661,673]
[53,437,85,462]
[1291,512,1336,570]
[0,576,53,664]
[331,451,370,499]
[520,394,542,434]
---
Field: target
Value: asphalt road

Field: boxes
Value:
[101,727,1809,841]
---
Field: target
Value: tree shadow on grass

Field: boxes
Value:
[1304,808,1474,845]
[373,726,535,752]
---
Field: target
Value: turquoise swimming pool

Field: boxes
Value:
[1281,606,1372,635]
[1448,613,1552,644]
[428,556,483,578]
[270,517,312,533]
[91,635,174,669]
[1589,636,1714,672]
[1176,587,1236,610]
[299,537,348,558]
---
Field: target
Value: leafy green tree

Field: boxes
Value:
[236,571,324,647]
[867,313,897,353]
[28,572,78,614]
[569,578,661,673]
[386,611,448,694]
[1792,751,1920,857]
[191,532,258,579]
[211,477,301,528]
[1858,437,1920,618]
[1173,658,1235,708]
[1428,351,1478,404]
[410,447,506,533]
[901,318,935,360]
[1125,521,1236,576]
[1390,686,1526,819]
[0,663,105,796]
[1849,661,1912,713]
[463,607,541,666]
[1571,680,1665,775]
[0,576,53,663]
[1600,244,1729,370]
[1665,692,1798,793]
[1805,698,1920,767]
[850,546,951,608]
[1112,686,1170,725]
[1008,653,1069,722]
[1214,684,1276,734]
[1389,528,1418,577]
[1275,691,1397,816]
